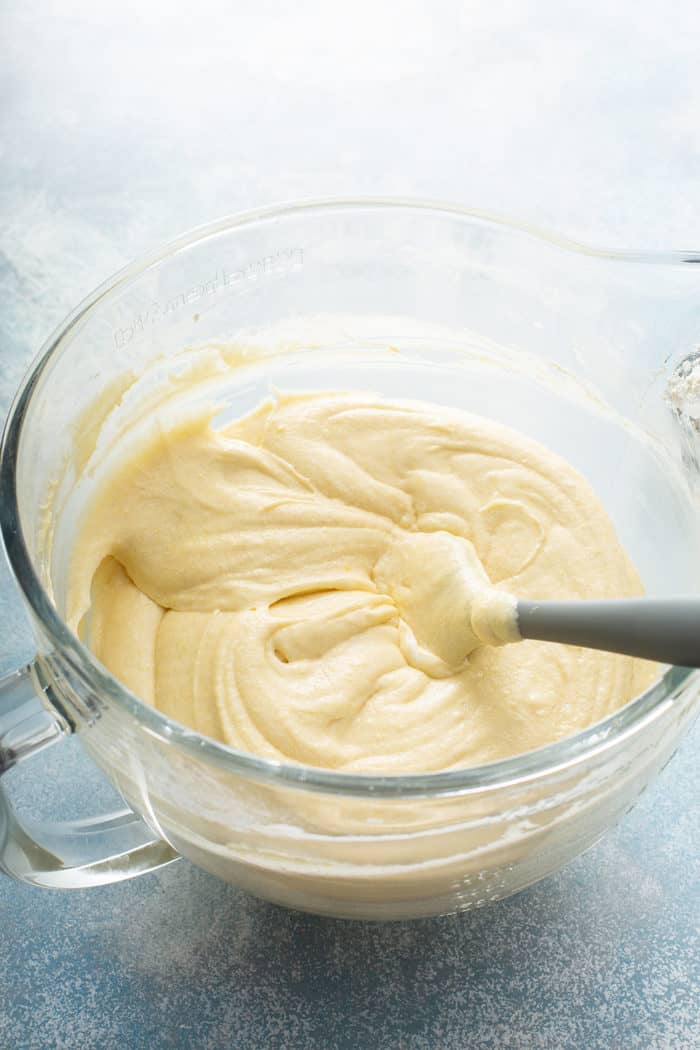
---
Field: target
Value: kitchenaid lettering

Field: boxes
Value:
[112,247,304,348]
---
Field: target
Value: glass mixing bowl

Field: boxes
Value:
[1,199,699,920]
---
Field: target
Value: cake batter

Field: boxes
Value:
[68,392,655,772]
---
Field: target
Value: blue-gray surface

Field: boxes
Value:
[1,3,699,1048]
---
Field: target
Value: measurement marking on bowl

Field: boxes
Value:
[112,247,304,348]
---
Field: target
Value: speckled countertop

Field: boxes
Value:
[1,3,699,1048]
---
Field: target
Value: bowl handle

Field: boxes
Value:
[0,662,179,888]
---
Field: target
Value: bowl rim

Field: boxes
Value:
[1,195,697,799]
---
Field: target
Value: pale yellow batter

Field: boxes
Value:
[68,392,655,772]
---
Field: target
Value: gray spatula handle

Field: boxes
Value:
[516,597,700,667]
